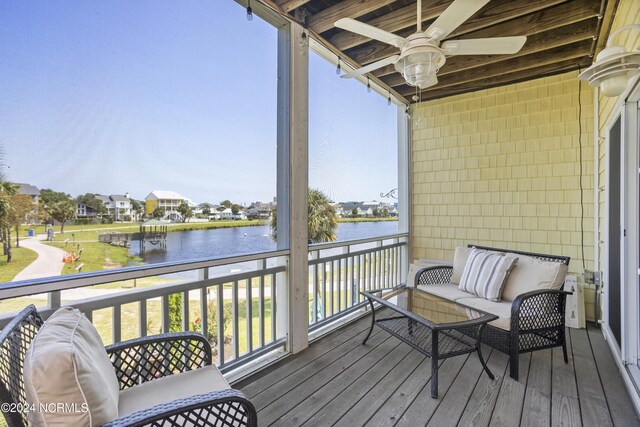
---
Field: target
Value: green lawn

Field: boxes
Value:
[45,241,141,274]
[0,247,38,283]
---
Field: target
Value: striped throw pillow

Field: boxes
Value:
[458,249,518,302]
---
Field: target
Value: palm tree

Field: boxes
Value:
[271,188,338,243]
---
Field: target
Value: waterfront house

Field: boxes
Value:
[3,1,640,426]
[144,190,186,220]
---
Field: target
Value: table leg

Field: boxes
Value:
[362,296,376,345]
[431,329,439,398]
[476,324,494,380]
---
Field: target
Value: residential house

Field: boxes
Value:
[145,190,186,221]
[16,183,40,222]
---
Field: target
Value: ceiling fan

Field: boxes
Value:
[335,0,527,90]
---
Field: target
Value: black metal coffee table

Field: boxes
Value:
[361,286,498,398]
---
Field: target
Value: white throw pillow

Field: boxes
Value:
[24,307,120,427]
[458,249,518,302]
[451,247,472,285]
[501,254,569,301]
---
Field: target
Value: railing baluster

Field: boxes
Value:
[330,260,335,316]
[232,281,239,359]
[161,294,170,334]
[337,259,342,312]
[247,279,253,353]
[112,305,121,344]
[182,290,190,332]
[321,261,327,320]
[200,288,208,340]
[217,284,224,366]
[139,300,147,337]
[271,273,277,342]
[312,260,318,324]
[259,273,265,347]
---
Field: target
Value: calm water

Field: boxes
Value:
[128,221,398,265]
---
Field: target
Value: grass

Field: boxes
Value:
[45,241,141,274]
[20,219,267,239]
[338,217,398,222]
[0,247,38,283]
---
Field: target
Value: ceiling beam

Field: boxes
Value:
[307,0,398,34]
[382,19,598,87]
[349,0,601,66]
[399,40,592,97]
[274,0,312,13]
[329,0,452,51]
[594,0,620,56]
[411,57,592,101]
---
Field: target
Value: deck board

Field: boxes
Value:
[236,316,639,427]
[587,324,640,427]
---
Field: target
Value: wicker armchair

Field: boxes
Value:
[416,246,571,380]
[0,305,257,427]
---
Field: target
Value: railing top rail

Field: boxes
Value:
[309,241,406,265]
[0,249,290,300]
[308,232,408,251]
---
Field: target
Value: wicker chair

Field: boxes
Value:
[0,305,257,427]
[416,245,571,380]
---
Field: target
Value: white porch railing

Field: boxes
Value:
[0,251,288,373]
[308,233,408,330]
[0,233,408,374]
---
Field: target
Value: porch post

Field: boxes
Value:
[397,105,411,281]
[277,22,309,354]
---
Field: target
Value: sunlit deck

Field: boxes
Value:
[235,309,639,427]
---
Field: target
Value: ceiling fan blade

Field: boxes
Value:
[441,36,527,55]
[341,55,400,79]
[335,18,407,48]
[425,0,490,40]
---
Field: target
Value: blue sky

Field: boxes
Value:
[0,0,397,205]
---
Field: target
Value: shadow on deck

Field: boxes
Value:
[234,308,640,426]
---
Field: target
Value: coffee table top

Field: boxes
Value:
[361,286,498,330]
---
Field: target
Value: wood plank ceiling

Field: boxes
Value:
[269,0,619,103]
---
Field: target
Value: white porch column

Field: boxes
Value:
[277,22,309,354]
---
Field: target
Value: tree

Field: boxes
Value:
[202,205,211,218]
[131,199,143,220]
[0,181,18,262]
[9,194,33,248]
[271,188,337,243]
[351,207,358,218]
[75,193,107,217]
[372,208,380,218]
[220,200,232,209]
[48,199,76,233]
[177,202,193,223]
[231,204,242,216]
[152,207,165,219]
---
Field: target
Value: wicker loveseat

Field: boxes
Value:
[414,245,571,380]
[0,305,257,427]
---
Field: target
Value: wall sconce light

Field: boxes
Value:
[578,24,640,97]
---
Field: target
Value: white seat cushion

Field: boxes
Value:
[501,255,568,301]
[457,297,513,331]
[417,283,475,301]
[24,307,120,427]
[118,364,230,418]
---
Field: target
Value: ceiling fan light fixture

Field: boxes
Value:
[395,50,442,89]
[578,24,640,97]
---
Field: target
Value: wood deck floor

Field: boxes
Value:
[235,309,640,427]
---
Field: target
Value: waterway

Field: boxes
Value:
[128,220,399,265]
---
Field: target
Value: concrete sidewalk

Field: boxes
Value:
[12,237,67,282]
